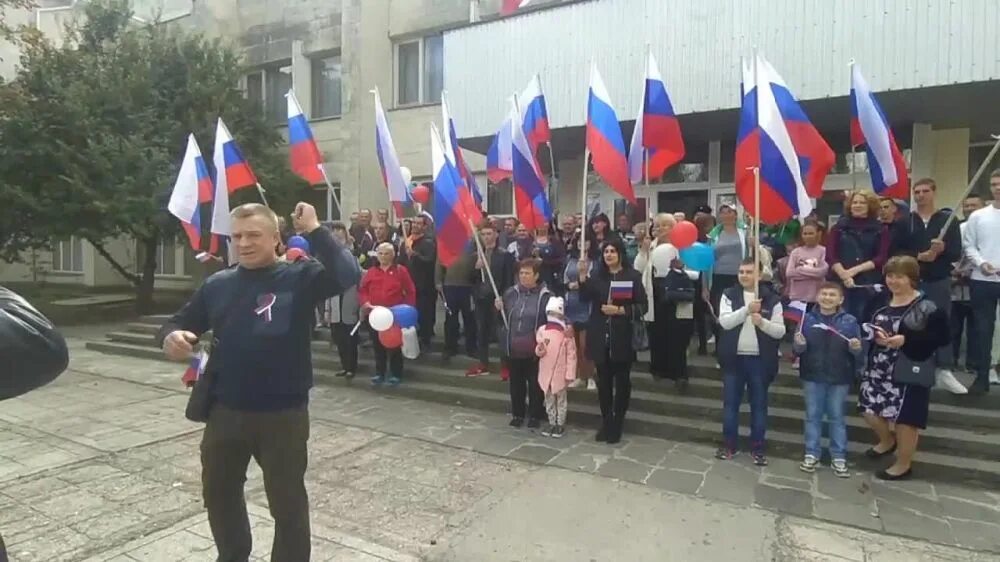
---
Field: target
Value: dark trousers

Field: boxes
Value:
[201,404,310,562]
[694,296,709,352]
[416,290,437,344]
[443,286,477,356]
[371,327,403,376]
[649,303,694,380]
[1,534,7,562]
[331,322,358,372]
[970,280,1000,390]
[507,356,544,419]
[710,274,738,340]
[952,301,980,371]
[596,359,633,429]
[721,355,770,451]
[475,297,499,365]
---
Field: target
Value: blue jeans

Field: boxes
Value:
[970,280,1000,390]
[802,381,849,461]
[722,356,770,451]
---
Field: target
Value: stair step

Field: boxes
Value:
[85,340,1000,467]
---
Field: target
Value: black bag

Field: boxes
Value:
[892,353,936,388]
[184,286,258,423]
[655,269,695,304]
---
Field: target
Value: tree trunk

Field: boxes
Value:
[135,236,159,314]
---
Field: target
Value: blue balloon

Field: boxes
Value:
[390,304,419,328]
[679,242,715,272]
[287,235,310,252]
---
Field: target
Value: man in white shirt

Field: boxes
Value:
[715,258,786,466]
[963,169,1000,394]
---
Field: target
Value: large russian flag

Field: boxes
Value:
[168,135,211,252]
[511,99,551,231]
[520,75,550,156]
[734,55,833,224]
[587,64,635,204]
[628,50,685,184]
[287,90,325,185]
[486,111,514,183]
[850,64,909,200]
[442,93,483,206]
[210,118,258,236]
[501,0,531,16]
[374,88,411,215]
[431,123,482,266]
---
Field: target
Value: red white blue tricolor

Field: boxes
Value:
[587,64,636,204]
[628,50,685,184]
[850,63,909,200]
[287,90,325,185]
[211,118,258,237]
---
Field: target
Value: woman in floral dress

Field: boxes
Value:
[858,256,949,480]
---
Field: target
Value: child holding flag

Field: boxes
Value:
[793,282,863,477]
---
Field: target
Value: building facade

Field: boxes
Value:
[2,0,998,288]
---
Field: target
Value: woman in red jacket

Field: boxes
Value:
[359,242,416,386]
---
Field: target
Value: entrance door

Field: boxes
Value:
[657,190,708,218]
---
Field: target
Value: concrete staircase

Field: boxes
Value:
[87,316,1000,487]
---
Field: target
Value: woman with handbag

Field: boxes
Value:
[858,256,950,480]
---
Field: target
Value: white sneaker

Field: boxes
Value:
[587,379,598,391]
[567,379,584,389]
[707,336,716,344]
[989,368,1000,385]
[936,369,969,395]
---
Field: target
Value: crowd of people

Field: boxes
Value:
[321,171,1000,480]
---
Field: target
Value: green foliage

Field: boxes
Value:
[0,0,304,306]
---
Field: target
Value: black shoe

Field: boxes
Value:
[968,384,990,396]
[697,347,708,356]
[509,417,524,428]
[606,421,622,444]
[550,425,565,438]
[875,468,912,481]
[526,417,540,429]
[675,378,689,393]
[595,426,609,442]
[864,443,897,459]
[441,351,455,361]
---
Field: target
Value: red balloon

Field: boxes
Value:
[378,324,403,349]
[411,184,431,205]
[672,220,698,249]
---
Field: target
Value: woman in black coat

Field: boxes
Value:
[578,238,648,444]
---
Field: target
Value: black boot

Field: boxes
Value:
[595,418,611,442]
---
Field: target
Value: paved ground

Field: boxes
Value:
[1,339,999,561]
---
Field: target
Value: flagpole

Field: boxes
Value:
[316,163,343,219]
[546,141,558,210]
[753,165,761,300]
[255,183,270,207]
[580,150,590,257]
[469,219,509,330]
[644,148,650,190]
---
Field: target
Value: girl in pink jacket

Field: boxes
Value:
[536,297,577,438]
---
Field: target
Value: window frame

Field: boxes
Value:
[310,54,343,119]
[393,34,444,108]
[243,63,293,123]
[51,236,84,274]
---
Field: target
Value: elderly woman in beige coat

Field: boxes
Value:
[635,214,700,390]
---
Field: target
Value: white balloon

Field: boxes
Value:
[400,166,412,185]
[368,306,395,332]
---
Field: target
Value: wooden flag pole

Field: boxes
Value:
[317,163,343,219]
[469,218,509,329]
[255,183,270,207]
[579,150,590,257]
[546,141,558,210]
[753,166,761,299]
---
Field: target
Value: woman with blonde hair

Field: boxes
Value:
[826,189,891,322]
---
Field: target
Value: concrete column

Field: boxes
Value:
[291,40,311,118]
[558,152,586,216]
[931,128,970,211]
[910,122,935,184]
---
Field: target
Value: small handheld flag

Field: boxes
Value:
[811,322,852,342]
[783,300,808,325]
[182,350,208,388]
[609,280,634,303]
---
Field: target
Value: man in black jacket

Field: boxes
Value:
[1,286,70,560]
[468,221,514,376]
[398,215,437,347]
[899,178,966,394]
[158,202,360,562]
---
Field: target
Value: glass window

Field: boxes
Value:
[396,41,420,106]
[157,237,177,276]
[311,56,342,118]
[487,179,514,215]
[245,71,263,112]
[52,237,83,273]
[661,163,707,183]
[423,34,444,104]
[265,65,292,123]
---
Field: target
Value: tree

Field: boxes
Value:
[0,0,33,39]
[0,0,306,311]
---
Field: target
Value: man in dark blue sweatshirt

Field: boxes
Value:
[158,202,360,562]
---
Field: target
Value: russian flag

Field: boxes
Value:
[431,123,482,266]
[374,87,411,215]
[181,350,208,387]
[210,118,258,236]
[587,64,636,204]
[501,0,531,16]
[520,75,551,156]
[442,93,483,207]
[735,55,833,224]
[287,90,325,185]
[168,135,212,252]
[486,110,514,183]
[783,299,808,324]
[511,98,551,231]
[628,50,685,184]
[850,64,909,200]
[609,280,634,302]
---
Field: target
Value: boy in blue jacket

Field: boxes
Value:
[793,281,863,477]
